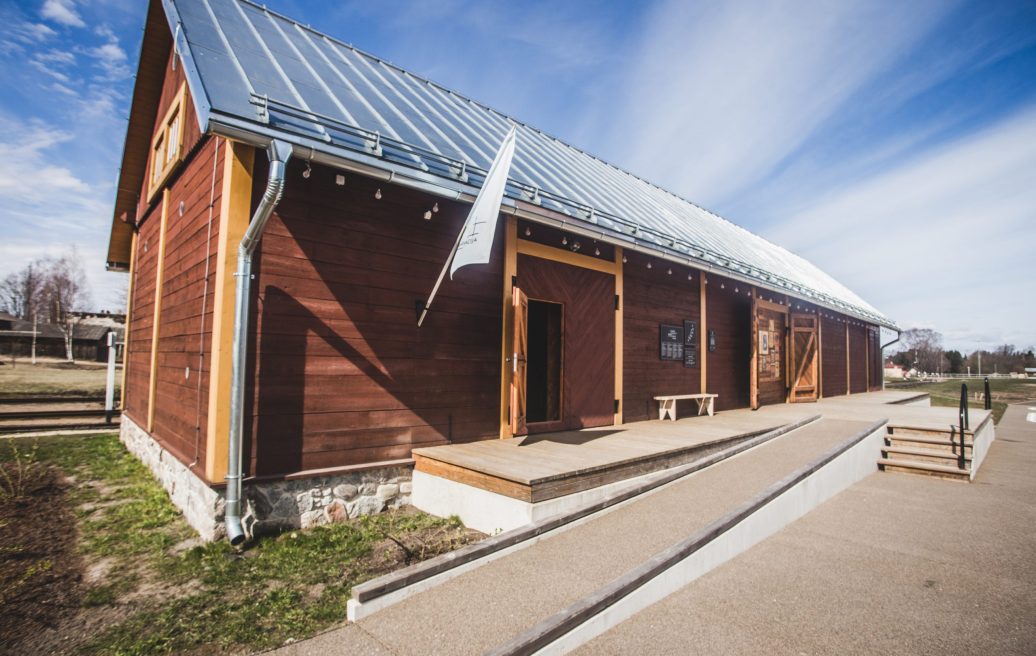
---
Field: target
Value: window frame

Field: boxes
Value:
[147,82,187,202]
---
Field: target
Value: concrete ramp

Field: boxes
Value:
[280,417,890,656]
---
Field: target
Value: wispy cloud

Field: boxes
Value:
[41,0,85,28]
[766,103,1036,351]
[605,0,958,207]
[89,25,130,79]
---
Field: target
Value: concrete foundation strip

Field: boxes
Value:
[350,414,821,607]
[485,417,889,656]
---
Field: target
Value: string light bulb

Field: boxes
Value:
[622,255,627,264]
[646,261,652,269]
[432,202,439,213]
[594,246,601,256]
[423,210,432,220]
[562,236,568,245]
[525,226,531,237]
[302,162,312,179]
[374,188,382,200]
[667,268,672,275]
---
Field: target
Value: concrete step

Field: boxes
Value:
[876,457,969,481]
[888,425,973,439]
[881,445,971,467]
[885,433,972,452]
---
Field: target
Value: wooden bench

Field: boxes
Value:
[654,394,718,421]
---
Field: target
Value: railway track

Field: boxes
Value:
[0,396,121,434]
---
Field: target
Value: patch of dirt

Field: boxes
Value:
[0,464,82,652]
[348,512,484,581]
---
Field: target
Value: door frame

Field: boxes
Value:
[498,219,623,437]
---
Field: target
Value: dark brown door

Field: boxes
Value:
[510,286,528,436]
[790,314,819,402]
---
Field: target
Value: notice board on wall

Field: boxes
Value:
[660,324,684,361]
[683,320,698,368]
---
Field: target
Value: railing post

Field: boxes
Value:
[958,383,968,470]
[984,376,991,411]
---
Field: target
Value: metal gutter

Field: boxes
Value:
[225,139,291,545]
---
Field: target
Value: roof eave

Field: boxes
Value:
[207,113,896,330]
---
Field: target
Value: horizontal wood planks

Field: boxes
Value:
[148,138,224,473]
[820,313,848,397]
[849,322,868,393]
[704,276,752,411]
[124,209,161,426]
[247,163,502,476]
[868,327,882,391]
[622,254,701,422]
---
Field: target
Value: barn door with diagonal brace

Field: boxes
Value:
[790,314,819,402]
[510,286,528,435]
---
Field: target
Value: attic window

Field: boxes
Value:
[147,82,187,201]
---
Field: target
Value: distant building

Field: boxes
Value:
[0,312,123,362]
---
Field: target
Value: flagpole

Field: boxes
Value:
[417,225,468,327]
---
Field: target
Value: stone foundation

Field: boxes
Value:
[120,415,412,542]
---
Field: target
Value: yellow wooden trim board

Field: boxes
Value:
[699,275,707,392]
[499,216,518,438]
[146,190,170,432]
[205,141,254,482]
[613,246,623,424]
[120,230,137,411]
[516,239,617,276]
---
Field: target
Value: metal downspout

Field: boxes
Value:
[225,140,291,545]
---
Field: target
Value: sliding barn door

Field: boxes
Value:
[510,286,528,435]
[790,313,819,402]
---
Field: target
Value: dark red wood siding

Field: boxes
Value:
[704,275,752,411]
[869,327,883,390]
[124,209,160,426]
[149,137,224,468]
[518,253,615,431]
[849,323,868,393]
[247,162,502,476]
[821,314,847,397]
[622,255,701,422]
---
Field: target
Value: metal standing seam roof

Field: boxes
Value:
[159,0,895,328]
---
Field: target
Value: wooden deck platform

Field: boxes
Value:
[412,390,989,504]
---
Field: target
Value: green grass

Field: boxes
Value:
[0,434,476,654]
[887,378,1036,424]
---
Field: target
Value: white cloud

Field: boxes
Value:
[41,0,85,28]
[605,0,958,207]
[88,31,130,79]
[766,104,1036,352]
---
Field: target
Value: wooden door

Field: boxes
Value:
[510,286,528,435]
[790,314,819,402]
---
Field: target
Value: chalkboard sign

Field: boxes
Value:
[708,329,717,352]
[683,320,697,345]
[684,348,698,368]
[660,324,684,361]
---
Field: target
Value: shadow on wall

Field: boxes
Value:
[244,161,503,478]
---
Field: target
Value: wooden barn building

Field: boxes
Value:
[109,0,896,541]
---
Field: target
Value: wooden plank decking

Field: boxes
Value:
[413,390,990,504]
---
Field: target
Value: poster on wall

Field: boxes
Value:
[660,324,684,361]
[760,331,769,355]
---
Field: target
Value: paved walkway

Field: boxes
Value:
[576,403,1036,655]
[270,418,872,655]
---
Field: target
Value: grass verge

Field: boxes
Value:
[0,433,482,655]
[887,378,1036,423]
[0,358,118,397]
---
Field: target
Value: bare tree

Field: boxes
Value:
[0,261,46,319]
[897,328,944,374]
[0,249,93,362]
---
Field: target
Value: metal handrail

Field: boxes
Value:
[958,383,969,470]
[984,377,992,410]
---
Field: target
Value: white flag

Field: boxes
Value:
[449,124,517,279]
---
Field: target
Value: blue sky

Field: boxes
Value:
[1,0,1034,353]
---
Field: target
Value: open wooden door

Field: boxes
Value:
[510,286,528,435]
[790,314,819,402]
